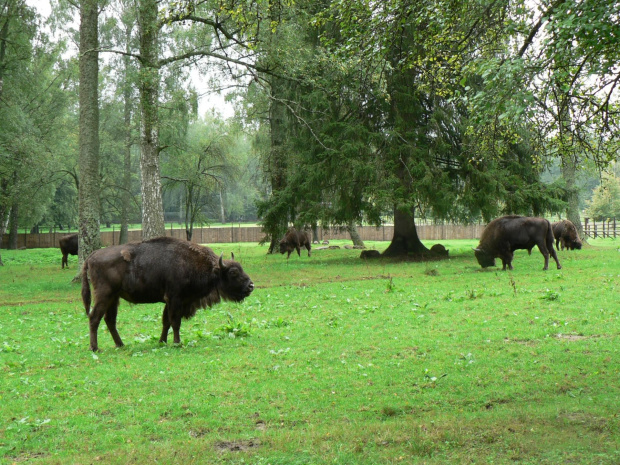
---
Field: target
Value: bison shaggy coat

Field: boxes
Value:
[552,220,582,250]
[59,233,78,269]
[474,216,561,271]
[81,236,254,351]
[279,228,311,258]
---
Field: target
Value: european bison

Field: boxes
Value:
[81,236,254,351]
[279,228,311,259]
[59,233,78,269]
[474,215,562,271]
[552,220,582,250]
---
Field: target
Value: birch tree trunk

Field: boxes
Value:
[8,196,17,249]
[119,23,133,245]
[75,0,103,281]
[137,0,165,239]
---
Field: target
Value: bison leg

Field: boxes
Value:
[550,246,562,270]
[88,297,115,352]
[62,253,68,269]
[102,297,124,348]
[164,299,184,344]
[500,252,513,270]
[159,305,171,343]
[296,246,301,257]
[305,243,311,257]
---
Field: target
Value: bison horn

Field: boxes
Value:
[219,253,226,270]
[231,252,235,260]
[472,248,481,252]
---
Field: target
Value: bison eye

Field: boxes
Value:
[228,268,239,277]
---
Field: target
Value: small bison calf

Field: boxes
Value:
[81,236,254,351]
[279,228,311,259]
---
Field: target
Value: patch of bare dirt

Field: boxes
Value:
[214,439,260,452]
[554,334,598,341]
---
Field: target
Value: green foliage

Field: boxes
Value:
[586,173,620,220]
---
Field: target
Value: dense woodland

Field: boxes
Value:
[0,0,619,268]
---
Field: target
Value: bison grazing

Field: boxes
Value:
[474,215,562,271]
[552,220,582,251]
[81,236,254,351]
[59,233,78,269]
[279,228,311,259]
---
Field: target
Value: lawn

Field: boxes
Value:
[0,239,618,464]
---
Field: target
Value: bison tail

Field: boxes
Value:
[81,260,92,316]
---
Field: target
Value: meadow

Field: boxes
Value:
[0,239,618,464]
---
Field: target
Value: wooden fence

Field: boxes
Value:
[2,223,487,250]
[583,218,619,239]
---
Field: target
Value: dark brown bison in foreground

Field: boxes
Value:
[59,234,78,269]
[474,216,561,271]
[81,236,254,351]
[552,220,582,250]
[279,228,311,258]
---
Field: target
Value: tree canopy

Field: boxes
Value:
[1,0,619,263]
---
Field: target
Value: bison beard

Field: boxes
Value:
[474,216,562,271]
[59,234,78,269]
[81,237,254,351]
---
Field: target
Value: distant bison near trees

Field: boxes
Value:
[279,228,311,258]
[59,234,78,269]
[552,220,582,250]
[81,236,254,351]
[474,215,561,271]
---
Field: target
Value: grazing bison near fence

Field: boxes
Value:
[279,228,312,259]
[552,220,582,250]
[59,234,78,269]
[474,216,561,271]
[81,236,254,351]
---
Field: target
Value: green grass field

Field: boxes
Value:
[1,239,618,464]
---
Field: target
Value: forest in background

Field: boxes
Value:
[1,0,619,266]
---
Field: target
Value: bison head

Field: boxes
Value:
[279,240,289,254]
[473,248,495,268]
[217,253,254,302]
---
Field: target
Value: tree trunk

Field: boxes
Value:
[0,190,7,265]
[75,0,103,281]
[312,223,319,243]
[347,220,364,247]
[138,0,165,240]
[119,22,133,245]
[266,78,290,254]
[561,153,582,237]
[8,198,17,249]
[382,205,429,257]
[219,188,226,223]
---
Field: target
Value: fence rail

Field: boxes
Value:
[2,223,487,250]
[583,218,619,239]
